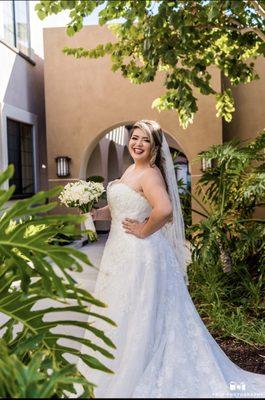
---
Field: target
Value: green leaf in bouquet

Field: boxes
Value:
[86,175,105,183]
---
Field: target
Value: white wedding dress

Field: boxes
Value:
[78,180,265,398]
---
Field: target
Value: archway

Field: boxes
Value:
[79,121,133,181]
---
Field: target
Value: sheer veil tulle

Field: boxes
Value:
[160,132,189,286]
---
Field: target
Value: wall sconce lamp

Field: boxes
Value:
[55,156,71,177]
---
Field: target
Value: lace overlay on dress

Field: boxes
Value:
[77,181,265,399]
[108,179,149,201]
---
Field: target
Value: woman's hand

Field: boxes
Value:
[79,208,98,220]
[81,206,112,221]
[122,218,147,239]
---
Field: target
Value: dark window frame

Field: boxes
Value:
[12,0,16,47]
[7,118,35,199]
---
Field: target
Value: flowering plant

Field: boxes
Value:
[58,180,105,213]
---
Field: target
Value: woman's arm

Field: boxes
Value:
[122,168,173,238]
[140,208,172,238]
[91,205,112,221]
[140,170,172,237]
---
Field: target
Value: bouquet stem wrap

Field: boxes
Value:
[83,212,96,232]
[82,211,98,242]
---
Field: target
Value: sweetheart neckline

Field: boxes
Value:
[108,179,150,204]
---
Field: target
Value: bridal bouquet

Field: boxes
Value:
[58,180,105,241]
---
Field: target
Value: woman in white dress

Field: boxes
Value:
[78,120,265,398]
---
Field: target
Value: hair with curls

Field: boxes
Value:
[129,120,168,192]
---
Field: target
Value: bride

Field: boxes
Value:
[78,120,265,398]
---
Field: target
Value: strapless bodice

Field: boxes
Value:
[107,180,152,227]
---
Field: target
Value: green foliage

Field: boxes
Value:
[189,258,265,346]
[188,131,265,345]
[179,182,192,233]
[195,129,265,215]
[0,339,93,398]
[36,0,265,128]
[216,88,235,122]
[0,165,115,397]
[190,130,265,273]
[87,175,105,183]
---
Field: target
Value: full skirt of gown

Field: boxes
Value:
[77,180,265,398]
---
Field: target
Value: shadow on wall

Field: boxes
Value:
[86,142,103,180]
[1,49,47,192]
[122,145,133,175]
[107,140,119,181]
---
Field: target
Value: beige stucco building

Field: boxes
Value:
[43,25,265,225]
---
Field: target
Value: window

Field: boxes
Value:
[14,1,30,55]
[1,1,31,57]
[2,1,15,46]
[7,118,35,198]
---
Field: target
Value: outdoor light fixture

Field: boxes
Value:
[55,156,71,177]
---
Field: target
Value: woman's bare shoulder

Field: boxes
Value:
[121,164,135,178]
[141,165,165,185]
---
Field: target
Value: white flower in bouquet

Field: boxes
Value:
[58,180,105,213]
[58,180,105,240]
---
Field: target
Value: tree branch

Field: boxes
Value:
[228,17,265,42]
[240,26,265,41]
[250,0,265,19]
[171,20,265,42]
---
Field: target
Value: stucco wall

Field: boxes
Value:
[43,25,222,221]
[223,57,265,143]
[0,41,47,191]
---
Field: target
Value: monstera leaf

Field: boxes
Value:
[0,165,115,397]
